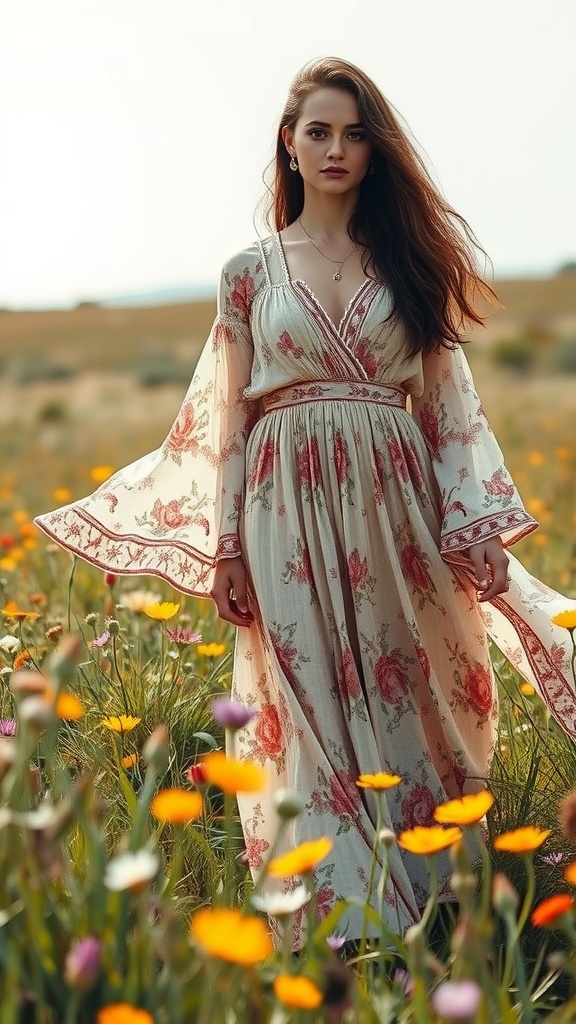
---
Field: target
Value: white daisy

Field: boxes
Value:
[251,884,310,917]
[104,848,159,891]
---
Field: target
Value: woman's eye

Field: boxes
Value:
[348,132,366,141]
[308,129,326,139]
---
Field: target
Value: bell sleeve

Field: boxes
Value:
[33,258,257,597]
[410,343,538,559]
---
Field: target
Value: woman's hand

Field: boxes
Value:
[210,555,254,627]
[467,536,510,603]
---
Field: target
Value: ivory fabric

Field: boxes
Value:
[35,235,576,943]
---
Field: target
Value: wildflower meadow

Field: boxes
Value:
[1,292,576,1021]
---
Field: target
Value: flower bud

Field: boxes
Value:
[186,761,207,786]
[106,619,120,637]
[547,951,568,973]
[18,695,54,734]
[274,787,305,820]
[211,696,255,731]
[378,828,396,848]
[64,936,102,990]
[45,624,64,642]
[50,634,84,683]
[10,669,47,697]
[84,613,98,626]
[142,725,170,771]
[0,737,17,781]
[104,573,117,587]
[492,872,519,915]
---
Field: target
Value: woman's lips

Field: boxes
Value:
[321,168,348,177]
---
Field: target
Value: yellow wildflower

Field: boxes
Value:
[197,642,227,658]
[356,772,402,791]
[101,715,141,734]
[268,837,334,877]
[90,466,115,484]
[142,601,180,621]
[53,487,72,502]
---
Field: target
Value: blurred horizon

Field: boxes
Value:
[1,0,575,310]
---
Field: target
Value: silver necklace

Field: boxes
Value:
[298,217,356,281]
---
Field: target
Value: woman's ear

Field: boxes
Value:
[281,125,294,156]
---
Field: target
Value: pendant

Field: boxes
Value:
[333,272,341,281]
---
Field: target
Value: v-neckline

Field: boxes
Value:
[275,232,374,339]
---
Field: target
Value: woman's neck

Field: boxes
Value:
[299,193,358,242]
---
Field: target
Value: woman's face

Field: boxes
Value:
[283,87,373,196]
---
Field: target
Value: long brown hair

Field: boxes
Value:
[263,57,497,356]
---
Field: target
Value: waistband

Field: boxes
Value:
[262,380,407,413]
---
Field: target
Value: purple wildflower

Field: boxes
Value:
[164,627,203,646]
[541,852,565,866]
[89,630,110,649]
[326,932,347,952]
[0,718,16,737]
[211,696,256,730]
[393,968,414,995]
[431,980,482,1020]
[64,935,102,990]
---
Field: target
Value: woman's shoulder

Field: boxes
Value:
[218,238,274,320]
[220,237,274,280]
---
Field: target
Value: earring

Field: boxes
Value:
[289,155,298,172]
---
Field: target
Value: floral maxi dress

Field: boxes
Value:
[35,236,576,942]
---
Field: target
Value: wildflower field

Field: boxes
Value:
[0,283,576,1021]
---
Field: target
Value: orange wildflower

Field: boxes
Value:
[150,788,203,824]
[397,825,463,855]
[273,974,323,1009]
[202,751,264,794]
[122,753,138,769]
[54,692,85,720]
[493,826,550,853]
[13,651,34,671]
[191,907,273,964]
[97,1005,154,1024]
[268,837,334,877]
[552,610,576,631]
[564,861,576,886]
[1,601,40,622]
[531,894,574,928]
[433,790,494,826]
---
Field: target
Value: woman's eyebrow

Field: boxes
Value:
[304,120,365,129]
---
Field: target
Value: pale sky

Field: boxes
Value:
[1,0,575,308]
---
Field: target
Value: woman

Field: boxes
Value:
[35,58,576,943]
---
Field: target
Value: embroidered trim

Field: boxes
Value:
[262,379,407,413]
[489,598,576,738]
[34,507,217,598]
[440,510,538,554]
[216,534,242,558]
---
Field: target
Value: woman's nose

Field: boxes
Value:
[326,136,345,159]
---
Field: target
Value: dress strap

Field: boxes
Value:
[274,232,291,285]
[256,237,272,287]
